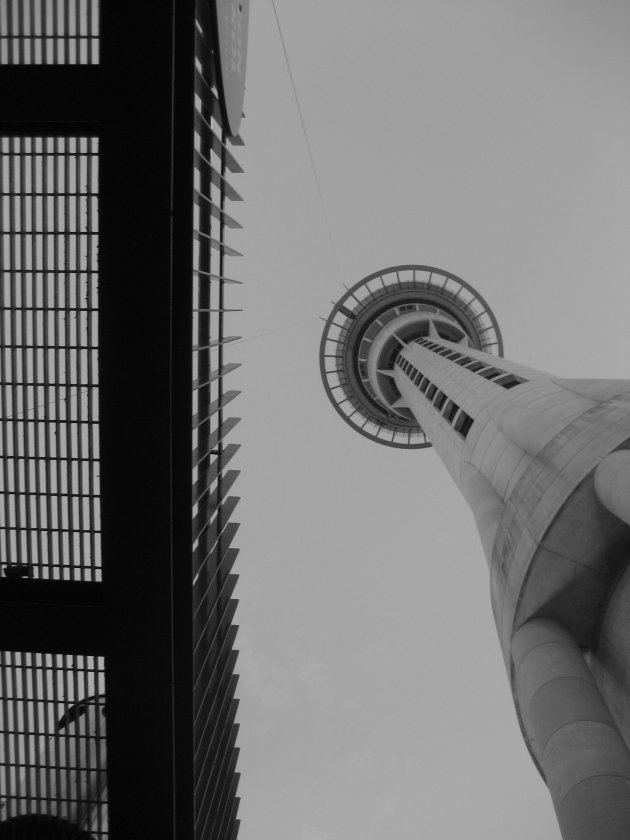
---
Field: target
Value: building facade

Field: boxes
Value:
[321,265,630,840]
[0,1,247,838]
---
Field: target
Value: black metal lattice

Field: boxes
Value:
[0,137,100,582]
[0,651,107,837]
[0,0,99,65]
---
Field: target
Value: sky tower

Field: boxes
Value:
[320,265,630,840]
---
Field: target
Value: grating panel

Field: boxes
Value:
[0,136,100,582]
[0,0,99,65]
[0,651,106,837]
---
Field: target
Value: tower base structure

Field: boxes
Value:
[320,266,630,839]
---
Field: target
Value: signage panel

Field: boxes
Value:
[213,0,250,137]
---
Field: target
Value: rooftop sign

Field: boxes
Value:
[212,0,249,137]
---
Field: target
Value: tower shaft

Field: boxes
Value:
[322,266,630,840]
[391,334,630,839]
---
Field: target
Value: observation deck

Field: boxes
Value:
[320,265,503,448]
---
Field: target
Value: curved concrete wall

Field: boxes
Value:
[492,396,630,666]
[394,340,630,811]
[513,619,630,840]
[592,560,630,755]
[395,342,630,668]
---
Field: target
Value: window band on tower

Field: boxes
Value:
[413,338,526,389]
[394,355,474,439]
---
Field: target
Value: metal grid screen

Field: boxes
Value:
[0,652,107,836]
[0,0,99,65]
[192,4,242,837]
[0,137,100,583]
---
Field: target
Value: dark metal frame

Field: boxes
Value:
[0,2,243,838]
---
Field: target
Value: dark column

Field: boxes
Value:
[99,2,195,838]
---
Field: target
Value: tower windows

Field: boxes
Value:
[495,374,522,389]
[433,391,447,410]
[478,367,502,380]
[395,351,476,440]
[443,400,458,423]
[413,337,526,388]
[454,411,474,439]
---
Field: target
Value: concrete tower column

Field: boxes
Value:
[512,619,630,840]
[321,265,630,838]
[594,450,630,528]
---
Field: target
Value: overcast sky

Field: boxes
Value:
[228,2,630,838]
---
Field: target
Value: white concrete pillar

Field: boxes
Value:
[512,619,630,840]
[459,462,504,564]
[594,450,630,528]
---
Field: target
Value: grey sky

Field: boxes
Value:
[229,2,630,838]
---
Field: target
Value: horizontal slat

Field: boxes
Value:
[194,675,239,795]
[193,624,239,708]
[193,494,240,546]
[192,443,240,493]
[193,229,242,257]
[192,390,240,429]
[196,705,240,833]
[193,362,241,391]
[193,435,240,472]
[192,466,239,507]
[192,416,240,467]
[193,573,239,657]
[196,607,239,699]
[210,335,240,347]
[211,766,241,840]
[192,542,239,614]
[194,110,244,174]
[193,269,242,285]
[194,307,242,313]
[192,487,240,547]
[194,672,240,817]
[194,70,223,127]
[194,149,242,201]
[194,188,242,229]
[196,712,240,835]
[194,673,239,780]
[193,521,239,574]
[194,676,238,777]
[197,714,240,836]
[194,672,238,762]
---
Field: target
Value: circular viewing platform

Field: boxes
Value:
[319,265,503,448]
